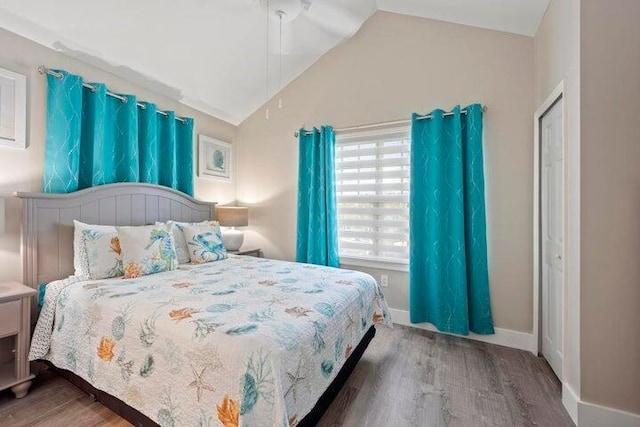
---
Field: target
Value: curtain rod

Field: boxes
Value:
[38,66,187,123]
[294,106,487,138]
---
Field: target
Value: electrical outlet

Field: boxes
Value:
[381,274,389,287]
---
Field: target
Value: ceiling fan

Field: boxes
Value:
[258,0,312,23]
[253,0,371,118]
[257,0,366,46]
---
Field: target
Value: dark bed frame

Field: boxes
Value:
[17,183,378,426]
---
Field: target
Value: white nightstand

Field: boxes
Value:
[0,281,36,398]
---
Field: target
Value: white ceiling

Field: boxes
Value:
[378,0,550,37]
[0,0,550,125]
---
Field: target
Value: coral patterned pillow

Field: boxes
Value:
[116,224,178,278]
[180,223,228,264]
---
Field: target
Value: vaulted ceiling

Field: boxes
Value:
[0,0,550,125]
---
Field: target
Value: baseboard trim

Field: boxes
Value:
[562,380,640,427]
[388,308,535,353]
[578,400,640,427]
[562,382,580,424]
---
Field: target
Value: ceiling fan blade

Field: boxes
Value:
[302,0,374,38]
[260,0,375,55]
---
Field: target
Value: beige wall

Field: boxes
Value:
[534,0,582,400]
[237,11,535,333]
[0,28,237,284]
[580,0,640,415]
[534,0,580,106]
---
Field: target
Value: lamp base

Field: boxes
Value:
[222,227,244,251]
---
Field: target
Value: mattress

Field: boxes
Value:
[30,255,392,426]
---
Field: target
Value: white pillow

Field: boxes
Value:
[73,220,122,279]
[117,224,178,278]
[160,220,220,264]
[180,222,228,264]
[156,221,191,264]
[83,231,124,279]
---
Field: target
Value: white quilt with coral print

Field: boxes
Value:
[30,255,391,427]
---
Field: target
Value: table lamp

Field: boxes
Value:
[216,206,249,251]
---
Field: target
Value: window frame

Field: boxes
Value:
[334,124,411,272]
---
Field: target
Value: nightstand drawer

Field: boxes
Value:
[0,300,20,337]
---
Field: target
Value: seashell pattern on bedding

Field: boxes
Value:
[30,255,391,427]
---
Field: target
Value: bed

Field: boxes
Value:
[17,183,391,427]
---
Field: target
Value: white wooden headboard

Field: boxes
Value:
[16,183,216,288]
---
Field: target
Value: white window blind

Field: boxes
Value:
[335,126,410,266]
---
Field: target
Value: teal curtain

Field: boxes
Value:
[42,70,194,196]
[43,72,83,193]
[409,104,494,335]
[138,102,159,184]
[176,115,195,196]
[296,126,339,267]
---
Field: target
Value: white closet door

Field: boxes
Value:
[541,98,564,379]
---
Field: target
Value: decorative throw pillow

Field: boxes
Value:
[180,222,228,264]
[83,230,124,279]
[117,224,178,278]
[157,221,191,264]
[163,220,220,264]
[73,221,120,278]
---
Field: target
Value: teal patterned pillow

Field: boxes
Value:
[180,223,228,264]
[73,220,120,278]
[160,221,191,264]
[116,224,178,278]
[161,220,220,264]
[79,227,123,279]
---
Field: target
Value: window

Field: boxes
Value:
[335,125,410,269]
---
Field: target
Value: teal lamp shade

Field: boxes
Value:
[216,206,249,250]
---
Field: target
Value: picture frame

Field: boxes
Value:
[198,135,232,181]
[0,67,27,150]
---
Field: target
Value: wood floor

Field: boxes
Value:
[0,325,574,427]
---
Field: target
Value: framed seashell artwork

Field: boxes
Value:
[198,134,232,181]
